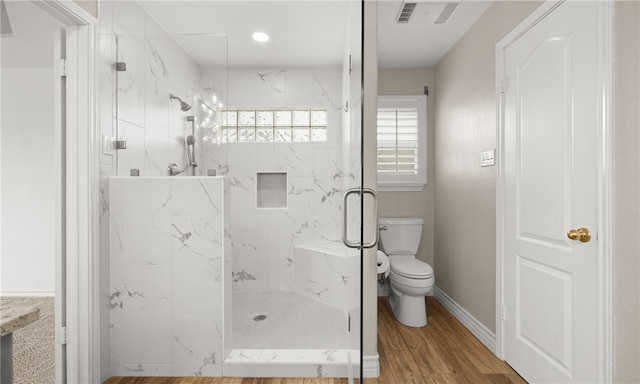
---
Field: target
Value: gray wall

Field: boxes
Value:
[73,0,97,18]
[433,0,542,332]
[613,1,640,382]
[378,68,435,267]
[433,0,640,381]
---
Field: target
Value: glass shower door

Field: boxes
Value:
[341,0,365,381]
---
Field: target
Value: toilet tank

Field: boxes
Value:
[378,217,423,255]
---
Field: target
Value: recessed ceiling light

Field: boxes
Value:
[252,32,270,43]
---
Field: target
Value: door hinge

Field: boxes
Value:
[500,78,508,93]
[59,326,67,345]
[348,314,351,332]
[348,54,352,75]
[501,306,506,321]
[56,58,67,77]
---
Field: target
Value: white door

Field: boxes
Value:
[500,1,604,382]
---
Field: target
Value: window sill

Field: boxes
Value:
[377,184,426,192]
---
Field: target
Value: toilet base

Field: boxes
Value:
[389,287,427,327]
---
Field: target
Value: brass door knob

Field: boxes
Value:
[567,227,591,243]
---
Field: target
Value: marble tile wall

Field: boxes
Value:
[200,68,352,294]
[112,8,201,176]
[293,245,360,313]
[109,177,227,376]
[99,2,212,378]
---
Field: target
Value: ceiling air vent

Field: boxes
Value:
[397,2,417,23]
[396,2,460,25]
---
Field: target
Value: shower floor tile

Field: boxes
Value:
[232,291,350,349]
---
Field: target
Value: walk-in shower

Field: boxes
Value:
[102,0,364,380]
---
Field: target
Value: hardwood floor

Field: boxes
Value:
[104,297,526,384]
[371,297,526,384]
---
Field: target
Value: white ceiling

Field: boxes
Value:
[378,0,493,67]
[137,1,353,68]
[137,0,492,69]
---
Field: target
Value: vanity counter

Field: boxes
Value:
[1,303,40,337]
[1,301,40,383]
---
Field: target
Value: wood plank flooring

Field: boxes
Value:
[104,297,526,384]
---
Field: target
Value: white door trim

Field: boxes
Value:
[495,1,613,382]
[35,1,100,382]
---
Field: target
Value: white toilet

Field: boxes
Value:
[379,217,434,327]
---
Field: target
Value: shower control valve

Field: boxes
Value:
[168,162,185,176]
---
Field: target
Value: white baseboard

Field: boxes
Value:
[362,354,380,378]
[0,291,55,297]
[433,286,496,353]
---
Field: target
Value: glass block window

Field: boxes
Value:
[222,109,327,142]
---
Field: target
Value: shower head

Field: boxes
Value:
[169,93,192,112]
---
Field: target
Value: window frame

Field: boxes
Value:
[376,95,427,192]
[221,108,328,143]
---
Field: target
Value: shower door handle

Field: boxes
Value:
[362,188,378,249]
[342,188,361,248]
[342,188,378,249]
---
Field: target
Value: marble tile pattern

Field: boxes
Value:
[200,68,353,294]
[0,303,40,337]
[101,1,202,177]
[99,1,224,376]
[223,349,354,378]
[293,245,360,313]
[109,177,227,376]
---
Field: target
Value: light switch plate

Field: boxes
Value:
[481,149,495,167]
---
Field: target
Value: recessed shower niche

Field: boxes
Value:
[256,172,287,209]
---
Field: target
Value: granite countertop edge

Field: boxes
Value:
[0,304,41,337]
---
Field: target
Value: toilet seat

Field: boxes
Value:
[390,258,433,279]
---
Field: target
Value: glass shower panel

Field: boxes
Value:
[115,33,228,177]
[114,32,146,176]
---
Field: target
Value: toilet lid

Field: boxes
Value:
[391,259,433,278]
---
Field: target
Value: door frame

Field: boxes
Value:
[35,0,100,382]
[494,0,613,382]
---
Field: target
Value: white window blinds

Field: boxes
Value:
[377,108,419,174]
[377,95,427,191]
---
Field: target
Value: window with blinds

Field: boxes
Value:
[377,95,427,191]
